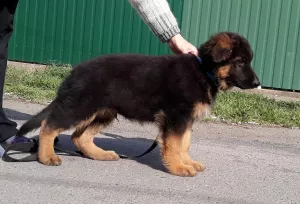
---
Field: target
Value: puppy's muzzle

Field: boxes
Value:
[252,77,260,88]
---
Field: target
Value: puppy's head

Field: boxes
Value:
[198,32,260,90]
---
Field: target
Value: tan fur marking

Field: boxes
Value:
[38,120,64,166]
[207,87,213,103]
[72,123,119,161]
[76,109,116,130]
[217,65,231,78]
[192,103,211,120]
[180,127,205,172]
[97,109,117,119]
[217,34,232,49]
[219,80,229,90]
[161,133,197,177]
[76,113,99,131]
[217,65,232,91]
[154,110,166,127]
[156,132,164,149]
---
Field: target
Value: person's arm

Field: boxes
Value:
[129,0,198,56]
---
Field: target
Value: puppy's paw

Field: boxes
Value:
[40,155,62,166]
[181,155,206,172]
[169,164,198,177]
[190,160,205,172]
[103,151,120,161]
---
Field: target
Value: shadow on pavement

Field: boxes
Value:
[52,132,167,173]
[4,108,32,120]
[3,108,166,173]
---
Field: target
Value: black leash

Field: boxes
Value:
[117,140,157,159]
[2,138,157,162]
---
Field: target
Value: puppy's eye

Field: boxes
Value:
[237,61,244,66]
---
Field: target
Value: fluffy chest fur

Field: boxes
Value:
[192,102,212,120]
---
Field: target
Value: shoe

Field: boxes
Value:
[0,145,5,157]
[0,136,60,158]
[5,135,32,144]
[0,135,31,158]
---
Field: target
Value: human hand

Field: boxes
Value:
[168,34,198,56]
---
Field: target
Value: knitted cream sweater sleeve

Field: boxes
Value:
[128,0,180,43]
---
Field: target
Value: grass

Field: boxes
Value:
[4,66,300,128]
[5,65,71,102]
[212,92,300,128]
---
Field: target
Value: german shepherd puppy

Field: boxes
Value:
[17,32,260,177]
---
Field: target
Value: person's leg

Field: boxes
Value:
[0,0,20,143]
[0,0,32,157]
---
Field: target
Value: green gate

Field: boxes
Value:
[8,0,300,91]
[181,0,300,91]
[8,0,183,65]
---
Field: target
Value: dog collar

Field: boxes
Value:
[197,57,219,87]
[197,57,203,64]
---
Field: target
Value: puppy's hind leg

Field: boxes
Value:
[72,113,120,161]
[38,120,65,166]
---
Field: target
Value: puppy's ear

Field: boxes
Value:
[211,34,233,62]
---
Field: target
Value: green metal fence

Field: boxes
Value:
[8,0,183,66]
[181,0,300,91]
[8,0,300,91]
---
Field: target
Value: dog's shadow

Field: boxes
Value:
[4,108,166,172]
[52,132,167,173]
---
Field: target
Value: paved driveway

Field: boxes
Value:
[1,99,300,204]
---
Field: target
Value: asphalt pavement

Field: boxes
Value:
[1,99,300,204]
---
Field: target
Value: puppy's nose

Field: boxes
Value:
[252,78,260,87]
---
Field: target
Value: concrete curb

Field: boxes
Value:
[231,87,300,102]
[8,61,47,71]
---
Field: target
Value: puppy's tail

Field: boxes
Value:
[16,101,54,136]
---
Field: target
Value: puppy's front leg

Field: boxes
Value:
[159,127,198,177]
[180,127,205,172]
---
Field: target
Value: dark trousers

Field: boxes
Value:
[0,0,19,142]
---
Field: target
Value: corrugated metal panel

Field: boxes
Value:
[181,0,300,91]
[8,0,183,66]
[8,0,300,91]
